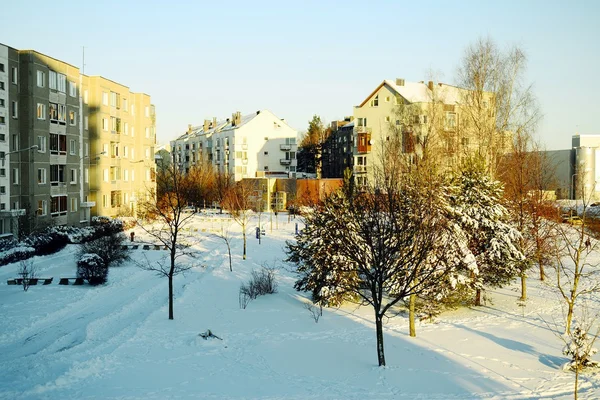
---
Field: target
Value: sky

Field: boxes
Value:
[1,0,598,150]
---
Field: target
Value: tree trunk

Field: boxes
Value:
[409,293,416,337]
[520,272,527,301]
[227,244,232,271]
[539,263,545,281]
[243,231,247,260]
[475,288,482,306]
[574,357,579,400]
[375,313,386,367]
[168,274,174,320]
[566,301,574,334]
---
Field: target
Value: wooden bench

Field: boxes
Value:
[8,278,52,285]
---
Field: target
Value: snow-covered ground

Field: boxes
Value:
[0,213,598,399]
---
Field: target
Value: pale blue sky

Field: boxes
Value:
[2,0,598,150]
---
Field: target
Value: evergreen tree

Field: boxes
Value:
[449,157,524,306]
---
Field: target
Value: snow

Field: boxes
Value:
[0,213,599,399]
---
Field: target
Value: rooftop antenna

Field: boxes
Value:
[82,46,85,74]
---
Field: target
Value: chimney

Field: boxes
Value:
[256,110,261,115]
[231,113,237,127]
[232,111,241,127]
[428,81,434,91]
[212,117,217,129]
[396,78,405,86]
[203,119,209,132]
[187,124,192,134]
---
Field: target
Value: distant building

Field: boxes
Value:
[171,110,298,181]
[322,117,354,179]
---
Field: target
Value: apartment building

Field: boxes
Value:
[171,110,297,181]
[84,77,156,218]
[0,43,155,237]
[322,117,354,179]
[351,78,510,185]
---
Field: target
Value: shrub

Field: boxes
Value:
[0,245,35,267]
[77,233,130,269]
[23,228,69,256]
[77,253,107,285]
[18,260,38,292]
[238,266,277,309]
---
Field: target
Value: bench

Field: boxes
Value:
[59,277,85,285]
[8,278,52,285]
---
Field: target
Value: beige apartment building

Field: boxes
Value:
[84,77,156,218]
[0,42,155,237]
[352,78,509,185]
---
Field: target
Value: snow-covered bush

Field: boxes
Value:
[77,253,107,285]
[0,245,35,267]
[562,324,599,372]
[76,233,130,270]
[239,267,278,309]
[23,228,69,256]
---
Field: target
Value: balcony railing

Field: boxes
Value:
[353,165,368,174]
[280,144,291,151]
[280,159,291,165]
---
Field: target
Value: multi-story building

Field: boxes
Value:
[0,43,156,237]
[171,110,297,181]
[322,117,354,179]
[351,78,510,185]
[84,76,156,218]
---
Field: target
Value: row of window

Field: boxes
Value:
[36,103,80,126]
[35,196,77,217]
[37,134,80,156]
[102,191,138,209]
[37,166,83,186]
[101,167,154,182]
[0,64,18,85]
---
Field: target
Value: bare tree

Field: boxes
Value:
[553,176,600,334]
[137,164,199,320]
[18,260,37,292]
[213,225,234,272]
[456,36,540,178]
[222,180,255,260]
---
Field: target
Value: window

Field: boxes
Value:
[49,102,58,121]
[69,139,76,155]
[84,116,88,130]
[0,81,4,90]
[69,81,76,97]
[110,92,116,107]
[57,73,66,93]
[70,169,77,184]
[111,191,122,207]
[145,127,149,138]
[49,133,67,155]
[131,127,135,137]
[38,168,47,184]
[445,112,457,130]
[83,90,88,104]
[12,168,18,185]
[102,92,108,106]
[49,70,57,90]
[385,116,390,122]
[69,110,76,126]
[11,101,17,119]
[103,169,109,182]
[124,122,128,135]
[357,118,368,127]
[103,143,109,155]
[1,186,6,195]
[123,146,128,158]
[71,197,77,212]
[102,118,109,131]
[111,142,119,158]
[37,136,46,152]
[51,196,67,216]
[10,67,17,84]
[0,169,5,177]
[103,195,109,208]
[38,200,47,216]
[131,148,135,160]
[123,169,128,181]
[131,170,135,181]
[0,63,3,72]
[0,116,4,125]
[131,104,135,116]
[145,148,150,159]
[37,71,45,87]
[110,167,120,181]
[85,168,89,183]
[58,104,66,124]
[386,96,391,102]
[50,165,66,185]
[0,98,4,107]
[123,98,128,111]
[0,204,5,211]
[461,137,470,146]
[264,151,268,155]
[84,143,89,157]
[12,134,18,151]
[370,95,379,107]
[37,103,46,120]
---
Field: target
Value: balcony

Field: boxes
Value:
[356,131,372,154]
[353,165,368,174]
[241,144,248,150]
[0,209,25,217]
[355,126,371,134]
[50,183,67,196]
[242,158,248,165]
[280,159,291,165]
[280,144,291,151]
[81,201,96,208]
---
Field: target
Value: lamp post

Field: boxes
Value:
[571,173,578,217]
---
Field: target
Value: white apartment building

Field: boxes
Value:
[171,110,298,180]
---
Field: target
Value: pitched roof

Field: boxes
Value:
[358,80,464,107]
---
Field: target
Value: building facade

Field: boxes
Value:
[0,42,156,237]
[171,110,297,181]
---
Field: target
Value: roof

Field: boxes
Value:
[358,80,464,107]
